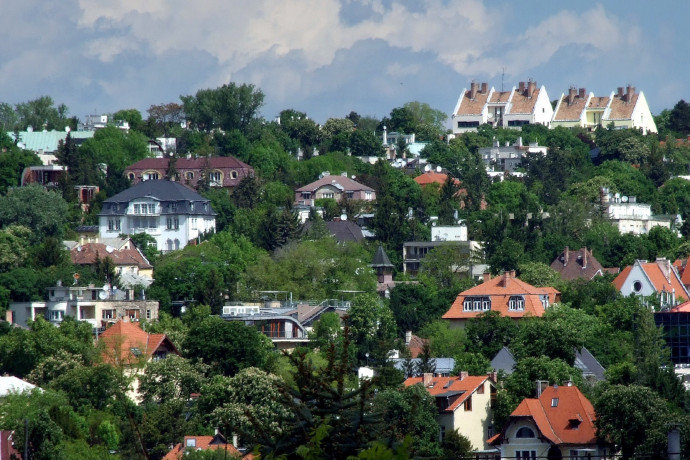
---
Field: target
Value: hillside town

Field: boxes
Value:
[2,79,690,460]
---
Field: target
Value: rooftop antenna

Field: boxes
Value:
[501,67,505,92]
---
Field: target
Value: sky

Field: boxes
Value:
[1,1,688,126]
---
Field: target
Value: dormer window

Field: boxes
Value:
[508,296,525,311]
[463,296,491,312]
[515,427,535,438]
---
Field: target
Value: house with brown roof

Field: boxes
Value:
[451,80,552,135]
[489,383,608,460]
[602,85,657,134]
[613,258,689,308]
[550,247,614,281]
[162,433,241,459]
[442,271,560,328]
[70,241,153,281]
[552,87,593,129]
[294,172,375,207]
[125,156,254,189]
[405,372,497,451]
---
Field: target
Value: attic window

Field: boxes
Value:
[515,427,535,438]
[551,398,559,407]
[633,281,642,293]
[130,347,142,357]
[186,438,196,447]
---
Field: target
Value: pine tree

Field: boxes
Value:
[415,341,436,375]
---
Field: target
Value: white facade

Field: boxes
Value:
[603,192,671,235]
[431,224,468,242]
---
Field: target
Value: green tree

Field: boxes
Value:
[146,102,184,138]
[0,185,70,244]
[350,129,384,157]
[464,311,518,359]
[181,82,264,134]
[184,315,272,376]
[669,99,690,136]
[347,293,398,365]
[14,96,73,131]
[517,261,560,287]
[139,354,208,405]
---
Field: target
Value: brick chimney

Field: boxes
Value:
[582,248,588,268]
[483,272,492,282]
[423,373,433,387]
[459,370,469,381]
[470,82,479,100]
[657,257,672,282]
[579,88,586,99]
[568,87,577,105]
[617,87,624,98]
[519,81,526,93]
[487,371,498,382]
[528,80,537,98]
[626,85,635,103]
[481,82,488,93]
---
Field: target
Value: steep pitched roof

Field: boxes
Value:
[490,347,516,374]
[414,172,460,187]
[553,94,588,121]
[403,375,490,412]
[607,92,638,120]
[296,175,374,193]
[99,320,179,365]
[456,89,491,116]
[550,247,605,281]
[442,272,559,320]
[372,245,393,268]
[70,243,152,270]
[325,221,364,243]
[509,87,540,114]
[491,385,597,446]
[613,259,688,297]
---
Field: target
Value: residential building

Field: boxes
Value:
[294,172,375,207]
[413,171,460,189]
[673,255,690,293]
[8,128,94,164]
[391,357,455,377]
[451,80,552,135]
[551,87,593,129]
[220,305,309,351]
[603,85,657,134]
[79,114,130,131]
[550,247,617,281]
[404,372,497,451]
[381,127,429,157]
[613,258,689,308]
[98,180,216,252]
[69,240,154,283]
[601,188,674,235]
[478,137,547,173]
[490,347,605,382]
[403,240,471,276]
[489,383,608,460]
[9,282,159,329]
[163,433,240,460]
[0,376,38,396]
[125,156,253,189]
[442,271,560,328]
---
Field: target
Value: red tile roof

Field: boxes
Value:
[70,243,152,270]
[162,436,240,460]
[295,175,373,193]
[442,272,559,321]
[98,320,179,365]
[403,375,490,412]
[490,385,597,446]
[407,334,427,358]
[414,172,460,187]
[613,260,687,296]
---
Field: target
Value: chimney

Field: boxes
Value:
[488,371,498,382]
[232,434,238,448]
[582,248,588,268]
[568,87,577,105]
[528,80,536,98]
[470,82,478,100]
[564,246,569,266]
[626,85,635,103]
[405,330,412,345]
[519,81,526,93]
[657,257,672,282]
[423,373,433,387]
[459,370,469,381]
[536,380,549,397]
[617,87,624,98]
[579,88,586,99]
[483,272,491,282]
[481,82,488,93]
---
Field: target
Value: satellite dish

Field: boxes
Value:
[622,196,629,202]
[436,166,442,172]
[98,291,108,300]
[105,245,114,253]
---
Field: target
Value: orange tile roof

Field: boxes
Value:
[553,94,587,121]
[489,91,512,103]
[680,257,690,286]
[407,334,427,358]
[162,436,240,460]
[607,93,638,120]
[442,272,559,321]
[613,260,687,295]
[668,300,690,313]
[98,320,179,365]
[413,172,460,187]
[491,385,597,446]
[509,88,540,114]
[456,89,491,116]
[70,243,152,270]
[403,375,489,412]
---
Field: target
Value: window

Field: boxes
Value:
[508,295,525,311]
[457,121,480,128]
[128,173,135,180]
[230,170,238,179]
[551,398,559,407]
[633,280,643,292]
[134,204,140,214]
[301,192,311,199]
[463,297,491,312]
[146,309,152,319]
[166,240,173,251]
[48,310,63,321]
[102,309,115,319]
[108,219,121,231]
[171,203,177,212]
[464,395,472,411]
[174,239,180,250]
[209,171,222,185]
[346,191,354,199]
[148,204,156,214]
[144,171,159,181]
[477,382,485,394]
[191,218,197,230]
[516,451,536,460]
[166,218,179,230]
[365,191,373,200]
[515,427,536,438]
[323,192,334,199]
[439,425,445,444]
[186,171,194,180]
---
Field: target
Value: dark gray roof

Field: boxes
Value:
[389,357,455,375]
[99,180,215,217]
[490,347,516,374]
[326,221,364,243]
[574,347,606,381]
[372,245,393,267]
